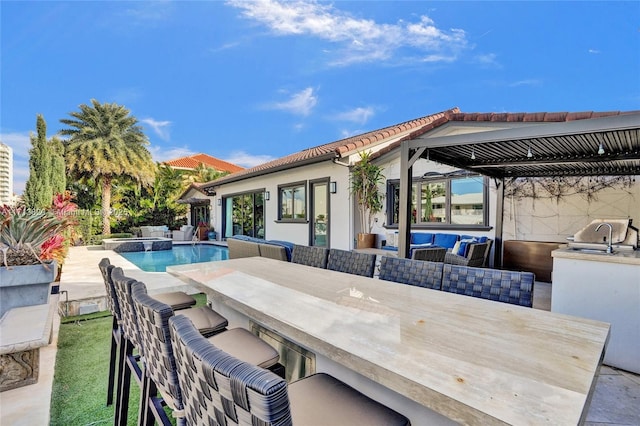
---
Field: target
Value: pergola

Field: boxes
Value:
[397,112,640,260]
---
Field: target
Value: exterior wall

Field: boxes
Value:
[212,162,353,249]
[0,142,13,205]
[503,177,640,242]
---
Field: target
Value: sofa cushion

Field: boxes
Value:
[411,232,434,245]
[433,233,459,249]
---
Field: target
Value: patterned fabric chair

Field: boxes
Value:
[444,242,489,267]
[327,249,377,278]
[169,315,410,426]
[379,257,444,290]
[291,245,329,268]
[442,263,535,307]
[411,247,447,262]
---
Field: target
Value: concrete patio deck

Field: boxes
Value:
[1,245,638,425]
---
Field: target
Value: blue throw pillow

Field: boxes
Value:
[457,239,477,256]
[411,232,434,245]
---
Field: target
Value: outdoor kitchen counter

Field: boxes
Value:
[552,247,640,374]
[552,246,640,265]
[169,257,610,426]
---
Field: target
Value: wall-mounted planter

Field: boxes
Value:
[0,261,57,318]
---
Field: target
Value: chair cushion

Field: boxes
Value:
[433,233,459,249]
[411,232,434,245]
[153,291,196,311]
[289,373,410,426]
[175,306,228,337]
[207,328,279,368]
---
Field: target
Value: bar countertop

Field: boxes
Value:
[169,257,610,426]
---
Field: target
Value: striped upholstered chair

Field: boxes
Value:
[442,263,535,307]
[291,244,330,268]
[327,249,377,278]
[169,314,410,426]
[379,257,444,290]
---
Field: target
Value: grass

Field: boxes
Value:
[50,293,207,425]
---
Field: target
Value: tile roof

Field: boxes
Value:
[164,153,244,173]
[201,107,460,188]
[200,108,637,190]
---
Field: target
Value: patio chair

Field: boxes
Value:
[258,243,288,261]
[379,256,444,290]
[291,244,329,268]
[169,314,410,426]
[131,282,283,425]
[227,238,260,259]
[97,259,122,408]
[109,267,229,425]
[172,225,194,241]
[444,242,489,267]
[411,246,447,262]
[327,248,377,278]
[442,263,535,307]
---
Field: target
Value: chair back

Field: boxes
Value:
[130,281,184,412]
[465,242,489,267]
[442,264,535,307]
[98,258,121,319]
[258,243,288,261]
[291,245,329,268]
[110,267,142,347]
[227,238,260,259]
[379,257,444,290]
[327,249,376,277]
[169,315,291,425]
[411,247,446,262]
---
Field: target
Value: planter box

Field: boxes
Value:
[0,262,57,318]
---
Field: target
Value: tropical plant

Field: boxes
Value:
[350,150,384,234]
[60,99,156,235]
[0,206,65,267]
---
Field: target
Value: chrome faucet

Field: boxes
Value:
[595,222,614,254]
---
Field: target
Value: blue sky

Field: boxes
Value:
[2,1,639,194]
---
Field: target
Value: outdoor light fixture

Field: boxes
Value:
[527,146,533,158]
[598,143,605,155]
[329,181,337,194]
[470,146,476,160]
[217,198,222,206]
[264,191,270,201]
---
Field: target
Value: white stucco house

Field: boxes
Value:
[179,107,639,263]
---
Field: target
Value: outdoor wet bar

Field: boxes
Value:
[169,257,610,426]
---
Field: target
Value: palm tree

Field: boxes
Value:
[60,99,155,235]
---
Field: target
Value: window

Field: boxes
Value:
[387,174,487,227]
[278,181,306,221]
[222,191,264,238]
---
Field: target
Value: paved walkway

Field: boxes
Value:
[1,245,638,425]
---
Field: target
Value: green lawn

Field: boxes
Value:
[50,294,206,425]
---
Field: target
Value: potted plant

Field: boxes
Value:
[0,206,65,317]
[207,227,217,241]
[350,150,384,249]
[197,221,208,240]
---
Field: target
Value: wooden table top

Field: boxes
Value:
[168,257,610,425]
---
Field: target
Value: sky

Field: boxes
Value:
[1,1,639,194]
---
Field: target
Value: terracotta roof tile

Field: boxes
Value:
[164,153,244,173]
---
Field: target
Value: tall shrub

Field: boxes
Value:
[24,114,53,209]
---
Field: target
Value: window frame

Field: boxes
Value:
[277,180,307,223]
[386,174,490,230]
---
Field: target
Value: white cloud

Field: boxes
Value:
[588,49,601,54]
[267,87,318,116]
[141,118,172,141]
[149,145,195,162]
[508,79,543,88]
[334,106,375,125]
[224,151,276,168]
[339,128,364,139]
[227,0,468,66]
[123,1,173,24]
[474,53,500,67]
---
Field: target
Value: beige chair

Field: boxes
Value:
[227,238,260,259]
[172,225,194,241]
[258,243,288,261]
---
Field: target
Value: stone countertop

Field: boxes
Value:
[169,257,610,426]
[552,246,640,266]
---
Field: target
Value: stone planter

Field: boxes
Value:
[0,261,57,318]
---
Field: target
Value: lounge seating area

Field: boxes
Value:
[171,225,194,241]
[226,235,294,261]
[139,225,169,238]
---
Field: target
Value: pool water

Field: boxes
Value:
[119,244,229,272]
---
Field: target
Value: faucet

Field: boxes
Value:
[595,222,614,254]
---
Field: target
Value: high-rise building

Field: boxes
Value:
[0,142,14,205]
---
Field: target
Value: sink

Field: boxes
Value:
[567,242,635,253]
[570,248,612,254]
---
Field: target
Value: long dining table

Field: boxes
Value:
[168,257,610,426]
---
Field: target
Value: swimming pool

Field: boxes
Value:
[119,244,229,272]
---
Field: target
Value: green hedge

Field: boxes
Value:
[85,233,133,245]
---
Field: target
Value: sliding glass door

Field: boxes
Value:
[223,191,264,239]
[310,179,329,247]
